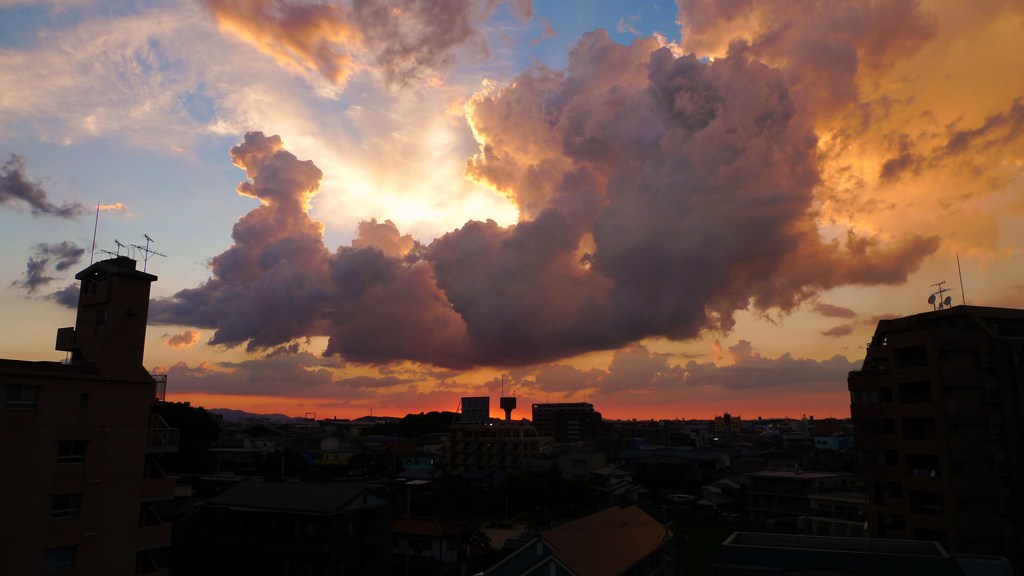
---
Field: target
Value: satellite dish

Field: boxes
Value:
[928,294,936,304]
[944,296,952,307]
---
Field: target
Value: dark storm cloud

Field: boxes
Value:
[204,0,531,87]
[0,155,86,218]
[13,241,85,294]
[153,21,938,369]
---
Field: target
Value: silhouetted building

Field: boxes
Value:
[0,256,176,575]
[745,470,865,536]
[447,420,541,475]
[531,402,602,444]
[485,505,674,576]
[849,305,1024,568]
[392,516,483,575]
[182,481,391,575]
[713,532,1013,576]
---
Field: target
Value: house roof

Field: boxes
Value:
[714,532,1000,576]
[541,506,667,576]
[203,481,378,515]
[394,516,470,537]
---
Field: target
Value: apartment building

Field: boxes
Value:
[531,402,602,444]
[848,305,1024,568]
[0,256,176,575]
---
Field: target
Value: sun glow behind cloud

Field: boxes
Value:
[1,0,1023,420]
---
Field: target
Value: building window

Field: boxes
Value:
[94,308,108,336]
[5,384,40,410]
[44,546,76,574]
[902,417,937,440]
[56,441,87,464]
[898,381,932,403]
[894,345,928,369]
[909,491,945,516]
[51,494,82,519]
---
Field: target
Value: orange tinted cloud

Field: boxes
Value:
[166,330,201,349]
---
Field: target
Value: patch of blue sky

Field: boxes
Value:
[0,4,54,48]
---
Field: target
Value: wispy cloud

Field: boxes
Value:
[12,241,85,294]
[0,155,85,218]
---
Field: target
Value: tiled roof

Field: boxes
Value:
[541,506,667,576]
[203,481,376,515]
[394,516,470,537]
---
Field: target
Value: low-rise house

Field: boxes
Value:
[393,516,480,574]
[180,481,391,575]
[485,505,674,576]
[713,532,1013,576]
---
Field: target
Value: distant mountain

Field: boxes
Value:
[209,408,295,422]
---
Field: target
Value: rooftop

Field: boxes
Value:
[541,506,668,576]
[202,481,378,515]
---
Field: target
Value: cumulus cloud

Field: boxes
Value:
[13,241,85,294]
[166,329,201,349]
[203,0,530,87]
[154,31,940,369]
[676,0,937,117]
[0,155,85,218]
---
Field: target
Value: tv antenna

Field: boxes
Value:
[927,281,953,310]
[131,234,167,272]
[99,239,126,259]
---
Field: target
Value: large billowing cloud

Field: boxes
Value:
[204,0,532,88]
[152,23,937,371]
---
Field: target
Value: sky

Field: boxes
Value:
[1,0,1023,421]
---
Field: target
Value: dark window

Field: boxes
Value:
[51,494,82,519]
[5,384,40,410]
[885,481,903,499]
[885,449,900,466]
[878,387,893,403]
[906,454,941,478]
[903,417,937,440]
[94,309,108,336]
[57,441,87,464]
[44,546,75,574]
[910,491,945,516]
[895,345,929,369]
[884,514,906,531]
[79,393,89,408]
[882,418,896,434]
[899,381,932,403]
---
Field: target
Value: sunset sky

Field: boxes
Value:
[2,0,1023,421]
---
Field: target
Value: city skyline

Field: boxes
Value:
[2,1,1023,421]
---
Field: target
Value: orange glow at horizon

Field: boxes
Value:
[166,390,852,422]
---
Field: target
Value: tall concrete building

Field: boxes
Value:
[848,305,1023,568]
[531,402,602,444]
[0,256,177,575]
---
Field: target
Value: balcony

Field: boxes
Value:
[55,327,77,352]
[152,374,168,401]
[147,416,179,454]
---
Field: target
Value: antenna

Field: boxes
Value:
[131,234,166,272]
[928,281,952,311]
[90,203,100,264]
[956,252,966,306]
